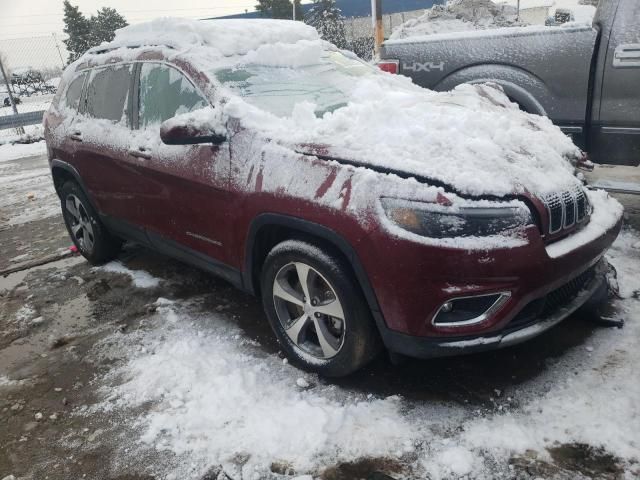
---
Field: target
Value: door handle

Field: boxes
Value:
[613,44,640,68]
[69,131,82,141]
[128,147,152,160]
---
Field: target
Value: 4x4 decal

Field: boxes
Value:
[403,62,445,72]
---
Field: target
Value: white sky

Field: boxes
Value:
[0,0,264,40]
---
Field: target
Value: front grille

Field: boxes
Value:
[508,265,596,329]
[542,186,590,235]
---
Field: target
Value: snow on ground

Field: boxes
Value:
[0,140,46,162]
[94,261,162,288]
[86,229,640,479]
[0,160,59,226]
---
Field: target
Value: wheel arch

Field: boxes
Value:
[50,159,98,211]
[243,214,387,334]
[434,64,549,116]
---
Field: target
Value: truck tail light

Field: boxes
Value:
[377,60,399,74]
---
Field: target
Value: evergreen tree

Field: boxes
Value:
[305,0,347,48]
[89,7,128,46]
[255,0,302,20]
[62,0,91,63]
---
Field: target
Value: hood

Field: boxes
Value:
[224,77,583,198]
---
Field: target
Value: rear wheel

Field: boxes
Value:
[60,180,121,264]
[261,240,381,377]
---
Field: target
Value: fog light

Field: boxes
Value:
[433,292,511,327]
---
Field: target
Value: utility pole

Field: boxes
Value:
[372,0,384,59]
[292,0,296,20]
[0,55,24,135]
[517,0,521,21]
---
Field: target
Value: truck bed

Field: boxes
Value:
[381,24,598,127]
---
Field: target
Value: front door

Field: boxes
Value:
[130,62,233,266]
[591,0,640,166]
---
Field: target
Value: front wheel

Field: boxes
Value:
[261,240,381,377]
[60,180,121,264]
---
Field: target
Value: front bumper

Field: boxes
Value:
[381,258,609,358]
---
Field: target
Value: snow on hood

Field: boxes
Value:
[223,69,581,197]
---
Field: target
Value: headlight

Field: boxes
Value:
[381,198,533,238]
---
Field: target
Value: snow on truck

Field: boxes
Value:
[379,0,640,167]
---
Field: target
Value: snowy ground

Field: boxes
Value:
[0,147,69,272]
[1,153,639,480]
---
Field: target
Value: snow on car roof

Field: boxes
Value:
[89,18,319,57]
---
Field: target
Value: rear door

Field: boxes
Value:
[131,62,233,266]
[71,63,151,240]
[48,70,87,165]
[591,0,640,166]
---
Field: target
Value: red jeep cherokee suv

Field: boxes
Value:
[44,19,623,376]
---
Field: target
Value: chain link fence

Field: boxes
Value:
[0,35,68,138]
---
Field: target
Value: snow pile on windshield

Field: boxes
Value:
[103,17,319,57]
[390,0,527,40]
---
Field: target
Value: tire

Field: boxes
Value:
[60,180,121,264]
[261,239,381,377]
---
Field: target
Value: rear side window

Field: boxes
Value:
[138,63,208,128]
[85,65,133,123]
[63,73,86,111]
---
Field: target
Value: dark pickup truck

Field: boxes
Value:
[379,0,640,166]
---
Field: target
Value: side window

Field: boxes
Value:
[138,63,208,128]
[63,72,86,111]
[85,65,133,123]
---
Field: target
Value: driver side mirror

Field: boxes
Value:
[160,117,226,146]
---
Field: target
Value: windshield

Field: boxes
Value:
[214,50,375,118]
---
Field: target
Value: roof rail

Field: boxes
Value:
[87,43,176,55]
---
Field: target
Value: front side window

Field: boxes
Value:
[64,72,86,111]
[85,64,133,123]
[138,63,208,128]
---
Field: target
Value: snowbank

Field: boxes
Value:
[390,0,526,40]
[389,0,596,40]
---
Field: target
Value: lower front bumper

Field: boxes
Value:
[382,259,609,359]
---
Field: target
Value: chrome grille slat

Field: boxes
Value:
[542,186,590,237]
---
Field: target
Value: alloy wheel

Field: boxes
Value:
[272,262,346,359]
[65,194,95,254]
